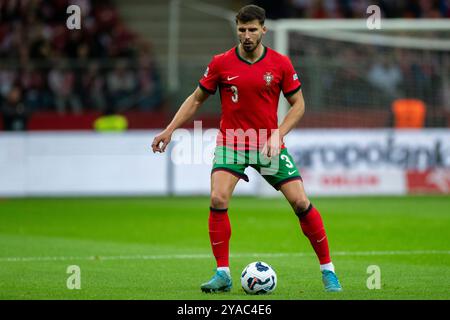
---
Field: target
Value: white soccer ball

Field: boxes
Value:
[240,261,277,295]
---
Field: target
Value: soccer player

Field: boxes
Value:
[152,5,342,293]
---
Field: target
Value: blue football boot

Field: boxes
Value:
[200,269,232,293]
[322,270,343,292]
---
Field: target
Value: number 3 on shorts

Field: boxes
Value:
[281,154,294,168]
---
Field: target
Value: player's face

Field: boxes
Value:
[236,20,266,53]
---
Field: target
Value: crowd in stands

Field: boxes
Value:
[249,0,449,126]
[0,0,163,130]
[252,0,450,19]
[1,0,448,130]
[289,32,448,127]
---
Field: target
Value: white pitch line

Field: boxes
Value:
[0,250,449,263]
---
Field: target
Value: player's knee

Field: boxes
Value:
[210,192,229,209]
[293,198,311,217]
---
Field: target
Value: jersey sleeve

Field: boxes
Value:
[198,56,221,95]
[281,56,302,97]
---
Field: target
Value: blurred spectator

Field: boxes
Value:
[80,62,106,112]
[107,60,137,112]
[135,44,163,111]
[1,84,28,131]
[21,65,51,111]
[108,21,136,58]
[0,69,16,100]
[399,51,441,106]
[290,0,339,18]
[48,63,82,114]
[327,48,375,107]
[65,30,85,58]
[367,55,403,100]
[391,98,426,128]
[404,0,446,18]
[441,61,450,113]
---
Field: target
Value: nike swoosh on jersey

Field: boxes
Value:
[288,170,296,175]
[227,76,239,81]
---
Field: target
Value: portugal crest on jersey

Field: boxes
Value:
[264,72,273,86]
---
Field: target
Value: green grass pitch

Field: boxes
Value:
[0,195,449,300]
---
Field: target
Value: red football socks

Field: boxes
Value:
[297,204,332,265]
[208,207,231,267]
[208,205,330,268]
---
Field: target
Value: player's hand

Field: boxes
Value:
[261,129,282,158]
[151,129,172,153]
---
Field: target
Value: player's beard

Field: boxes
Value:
[242,34,263,53]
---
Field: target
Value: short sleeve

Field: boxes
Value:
[281,56,302,97]
[199,56,220,95]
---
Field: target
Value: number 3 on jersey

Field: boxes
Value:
[231,85,238,103]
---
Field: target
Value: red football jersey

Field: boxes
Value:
[199,46,301,150]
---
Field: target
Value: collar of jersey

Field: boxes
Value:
[235,45,267,65]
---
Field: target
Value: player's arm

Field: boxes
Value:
[151,87,210,153]
[279,89,305,138]
[261,90,305,158]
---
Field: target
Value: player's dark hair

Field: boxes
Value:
[235,5,266,26]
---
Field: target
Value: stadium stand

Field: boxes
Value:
[0,0,165,130]
[252,0,450,19]
[0,0,449,130]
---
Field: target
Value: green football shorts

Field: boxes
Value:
[211,146,302,190]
